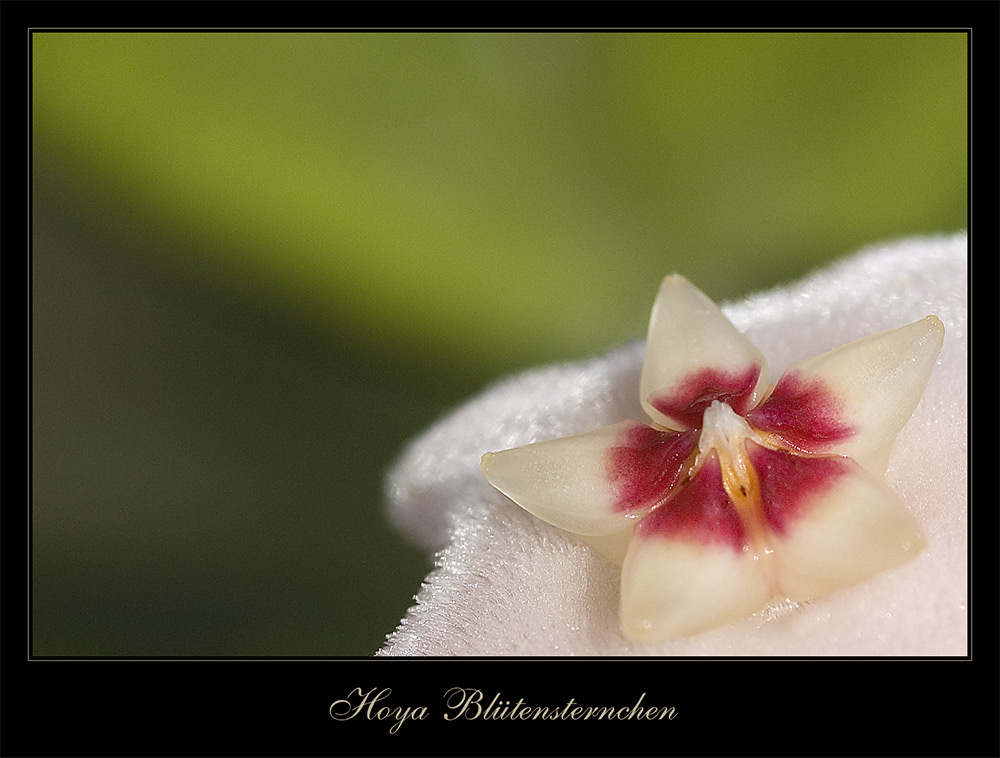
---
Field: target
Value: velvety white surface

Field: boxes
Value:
[379,233,968,656]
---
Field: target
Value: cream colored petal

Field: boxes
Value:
[577,531,635,566]
[620,538,773,641]
[619,453,772,641]
[480,421,697,542]
[746,443,926,601]
[640,275,768,430]
[747,316,944,474]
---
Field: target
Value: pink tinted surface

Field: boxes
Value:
[607,423,698,512]
[649,365,761,429]
[636,454,745,550]
[747,442,848,535]
[746,370,855,452]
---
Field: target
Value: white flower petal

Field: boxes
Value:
[745,442,926,600]
[481,421,697,543]
[620,538,772,642]
[384,345,645,553]
[640,275,769,430]
[747,316,945,474]
[619,453,772,640]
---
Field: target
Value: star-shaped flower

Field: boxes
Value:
[480,275,944,642]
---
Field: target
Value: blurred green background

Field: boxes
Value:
[31,32,966,656]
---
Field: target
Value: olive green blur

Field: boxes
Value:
[32,32,967,656]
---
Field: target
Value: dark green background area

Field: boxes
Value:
[31,32,967,656]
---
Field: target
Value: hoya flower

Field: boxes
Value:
[380,234,966,656]
[480,275,944,641]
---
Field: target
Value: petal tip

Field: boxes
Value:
[910,314,945,359]
[620,615,659,643]
[657,273,699,298]
[924,314,945,336]
[480,450,499,480]
[902,524,927,556]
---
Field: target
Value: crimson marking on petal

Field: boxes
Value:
[607,423,699,513]
[636,453,746,550]
[649,365,762,429]
[746,370,856,452]
[746,442,849,535]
